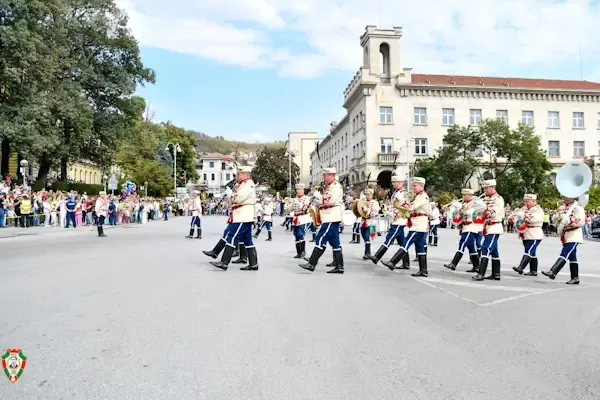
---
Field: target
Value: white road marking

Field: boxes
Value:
[418,277,541,292]
[478,289,565,307]
[411,277,479,305]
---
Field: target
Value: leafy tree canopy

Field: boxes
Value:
[414,119,556,205]
[252,146,299,192]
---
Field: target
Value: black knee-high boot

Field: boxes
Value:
[486,258,501,280]
[382,248,406,271]
[444,252,463,271]
[412,254,428,277]
[566,262,579,285]
[328,249,344,274]
[525,258,538,276]
[513,255,531,275]
[363,243,371,260]
[241,247,259,271]
[299,247,325,272]
[472,257,489,281]
[370,245,388,264]
[210,245,234,270]
[196,228,202,239]
[186,228,194,238]
[232,244,248,264]
[542,258,567,280]
[203,238,226,259]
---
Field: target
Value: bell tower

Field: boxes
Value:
[360,25,403,81]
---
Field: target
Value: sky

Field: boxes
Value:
[117,0,600,143]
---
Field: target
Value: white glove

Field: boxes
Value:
[362,206,367,212]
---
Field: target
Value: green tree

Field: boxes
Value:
[116,121,172,197]
[157,122,199,186]
[252,146,299,191]
[414,119,554,204]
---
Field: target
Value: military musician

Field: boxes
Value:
[358,188,380,260]
[370,175,410,268]
[541,196,584,284]
[299,167,344,274]
[382,177,430,277]
[254,196,274,241]
[472,179,505,281]
[186,190,202,239]
[254,201,263,230]
[291,184,312,258]
[210,166,259,271]
[349,193,361,244]
[428,202,440,246]
[512,194,544,276]
[443,189,484,272]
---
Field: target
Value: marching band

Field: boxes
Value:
[197,161,589,286]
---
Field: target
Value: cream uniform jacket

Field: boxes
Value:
[521,205,544,240]
[559,202,585,244]
[483,193,505,235]
[457,200,484,234]
[292,195,312,226]
[429,207,440,225]
[254,203,262,217]
[359,199,380,227]
[262,201,274,222]
[408,192,430,232]
[319,180,343,223]
[191,197,202,217]
[391,189,409,226]
[231,179,256,223]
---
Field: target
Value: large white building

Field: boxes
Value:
[196,153,237,196]
[310,25,600,189]
[286,132,320,187]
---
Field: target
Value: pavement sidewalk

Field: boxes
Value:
[0,224,130,239]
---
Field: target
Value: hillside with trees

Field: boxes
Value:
[188,130,285,154]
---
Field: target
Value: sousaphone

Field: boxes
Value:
[555,161,592,235]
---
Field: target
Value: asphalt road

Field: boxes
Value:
[1,216,600,400]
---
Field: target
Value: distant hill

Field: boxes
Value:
[188,130,285,154]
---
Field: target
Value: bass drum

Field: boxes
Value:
[341,209,357,226]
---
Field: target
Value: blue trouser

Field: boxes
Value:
[481,234,500,259]
[457,232,477,255]
[360,226,372,244]
[560,242,578,262]
[0,208,5,227]
[429,224,438,244]
[66,212,76,228]
[260,220,272,231]
[309,223,316,233]
[315,222,341,250]
[225,222,254,248]
[163,210,168,220]
[190,216,201,228]
[352,222,360,235]
[109,212,117,225]
[523,239,541,258]
[383,224,406,247]
[293,224,307,242]
[475,232,483,250]
[402,231,427,255]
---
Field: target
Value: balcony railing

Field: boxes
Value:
[378,152,400,165]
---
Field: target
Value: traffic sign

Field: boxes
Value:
[108,174,118,190]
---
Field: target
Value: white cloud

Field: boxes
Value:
[118,0,600,79]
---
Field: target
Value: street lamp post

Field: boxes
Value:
[165,143,181,197]
[144,181,148,196]
[19,159,29,188]
[103,174,108,193]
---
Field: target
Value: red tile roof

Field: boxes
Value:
[411,74,600,91]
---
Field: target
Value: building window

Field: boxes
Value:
[209,161,214,168]
[379,106,393,124]
[547,111,559,128]
[203,173,207,181]
[413,107,427,125]
[469,109,482,125]
[597,113,600,129]
[548,140,560,157]
[573,141,585,157]
[522,111,534,127]
[211,173,215,181]
[442,108,454,125]
[496,110,508,124]
[380,138,393,154]
[573,112,584,129]
[414,138,427,155]
[221,162,226,170]
[225,173,231,181]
